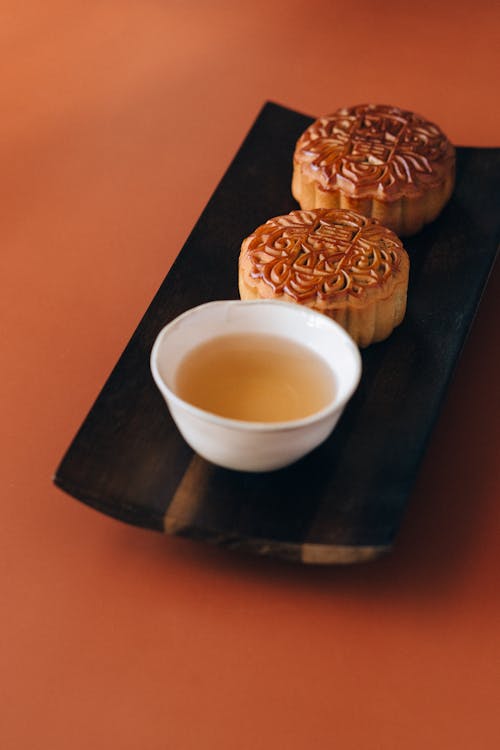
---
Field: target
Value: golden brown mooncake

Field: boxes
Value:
[238,208,410,347]
[292,104,455,236]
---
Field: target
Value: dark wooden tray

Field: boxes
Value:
[53,101,500,564]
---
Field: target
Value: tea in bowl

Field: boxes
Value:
[150,300,361,472]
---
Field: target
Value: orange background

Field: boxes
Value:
[2,2,499,748]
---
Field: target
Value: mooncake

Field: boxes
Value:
[292,104,455,236]
[238,208,410,347]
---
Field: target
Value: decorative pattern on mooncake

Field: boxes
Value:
[292,104,455,236]
[238,208,410,347]
[244,208,402,302]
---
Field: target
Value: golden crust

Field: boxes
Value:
[292,104,455,236]
[238,208,410,347]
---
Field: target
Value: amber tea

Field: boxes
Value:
[174,333,336,422]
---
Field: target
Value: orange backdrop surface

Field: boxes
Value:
[2,2,500,749]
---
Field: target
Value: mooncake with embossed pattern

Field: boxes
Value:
[292,104,455,236]
[238,208,409,347]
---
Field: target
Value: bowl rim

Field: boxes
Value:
[150,299,362,433]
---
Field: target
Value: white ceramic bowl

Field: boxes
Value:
[150,300,361,472]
